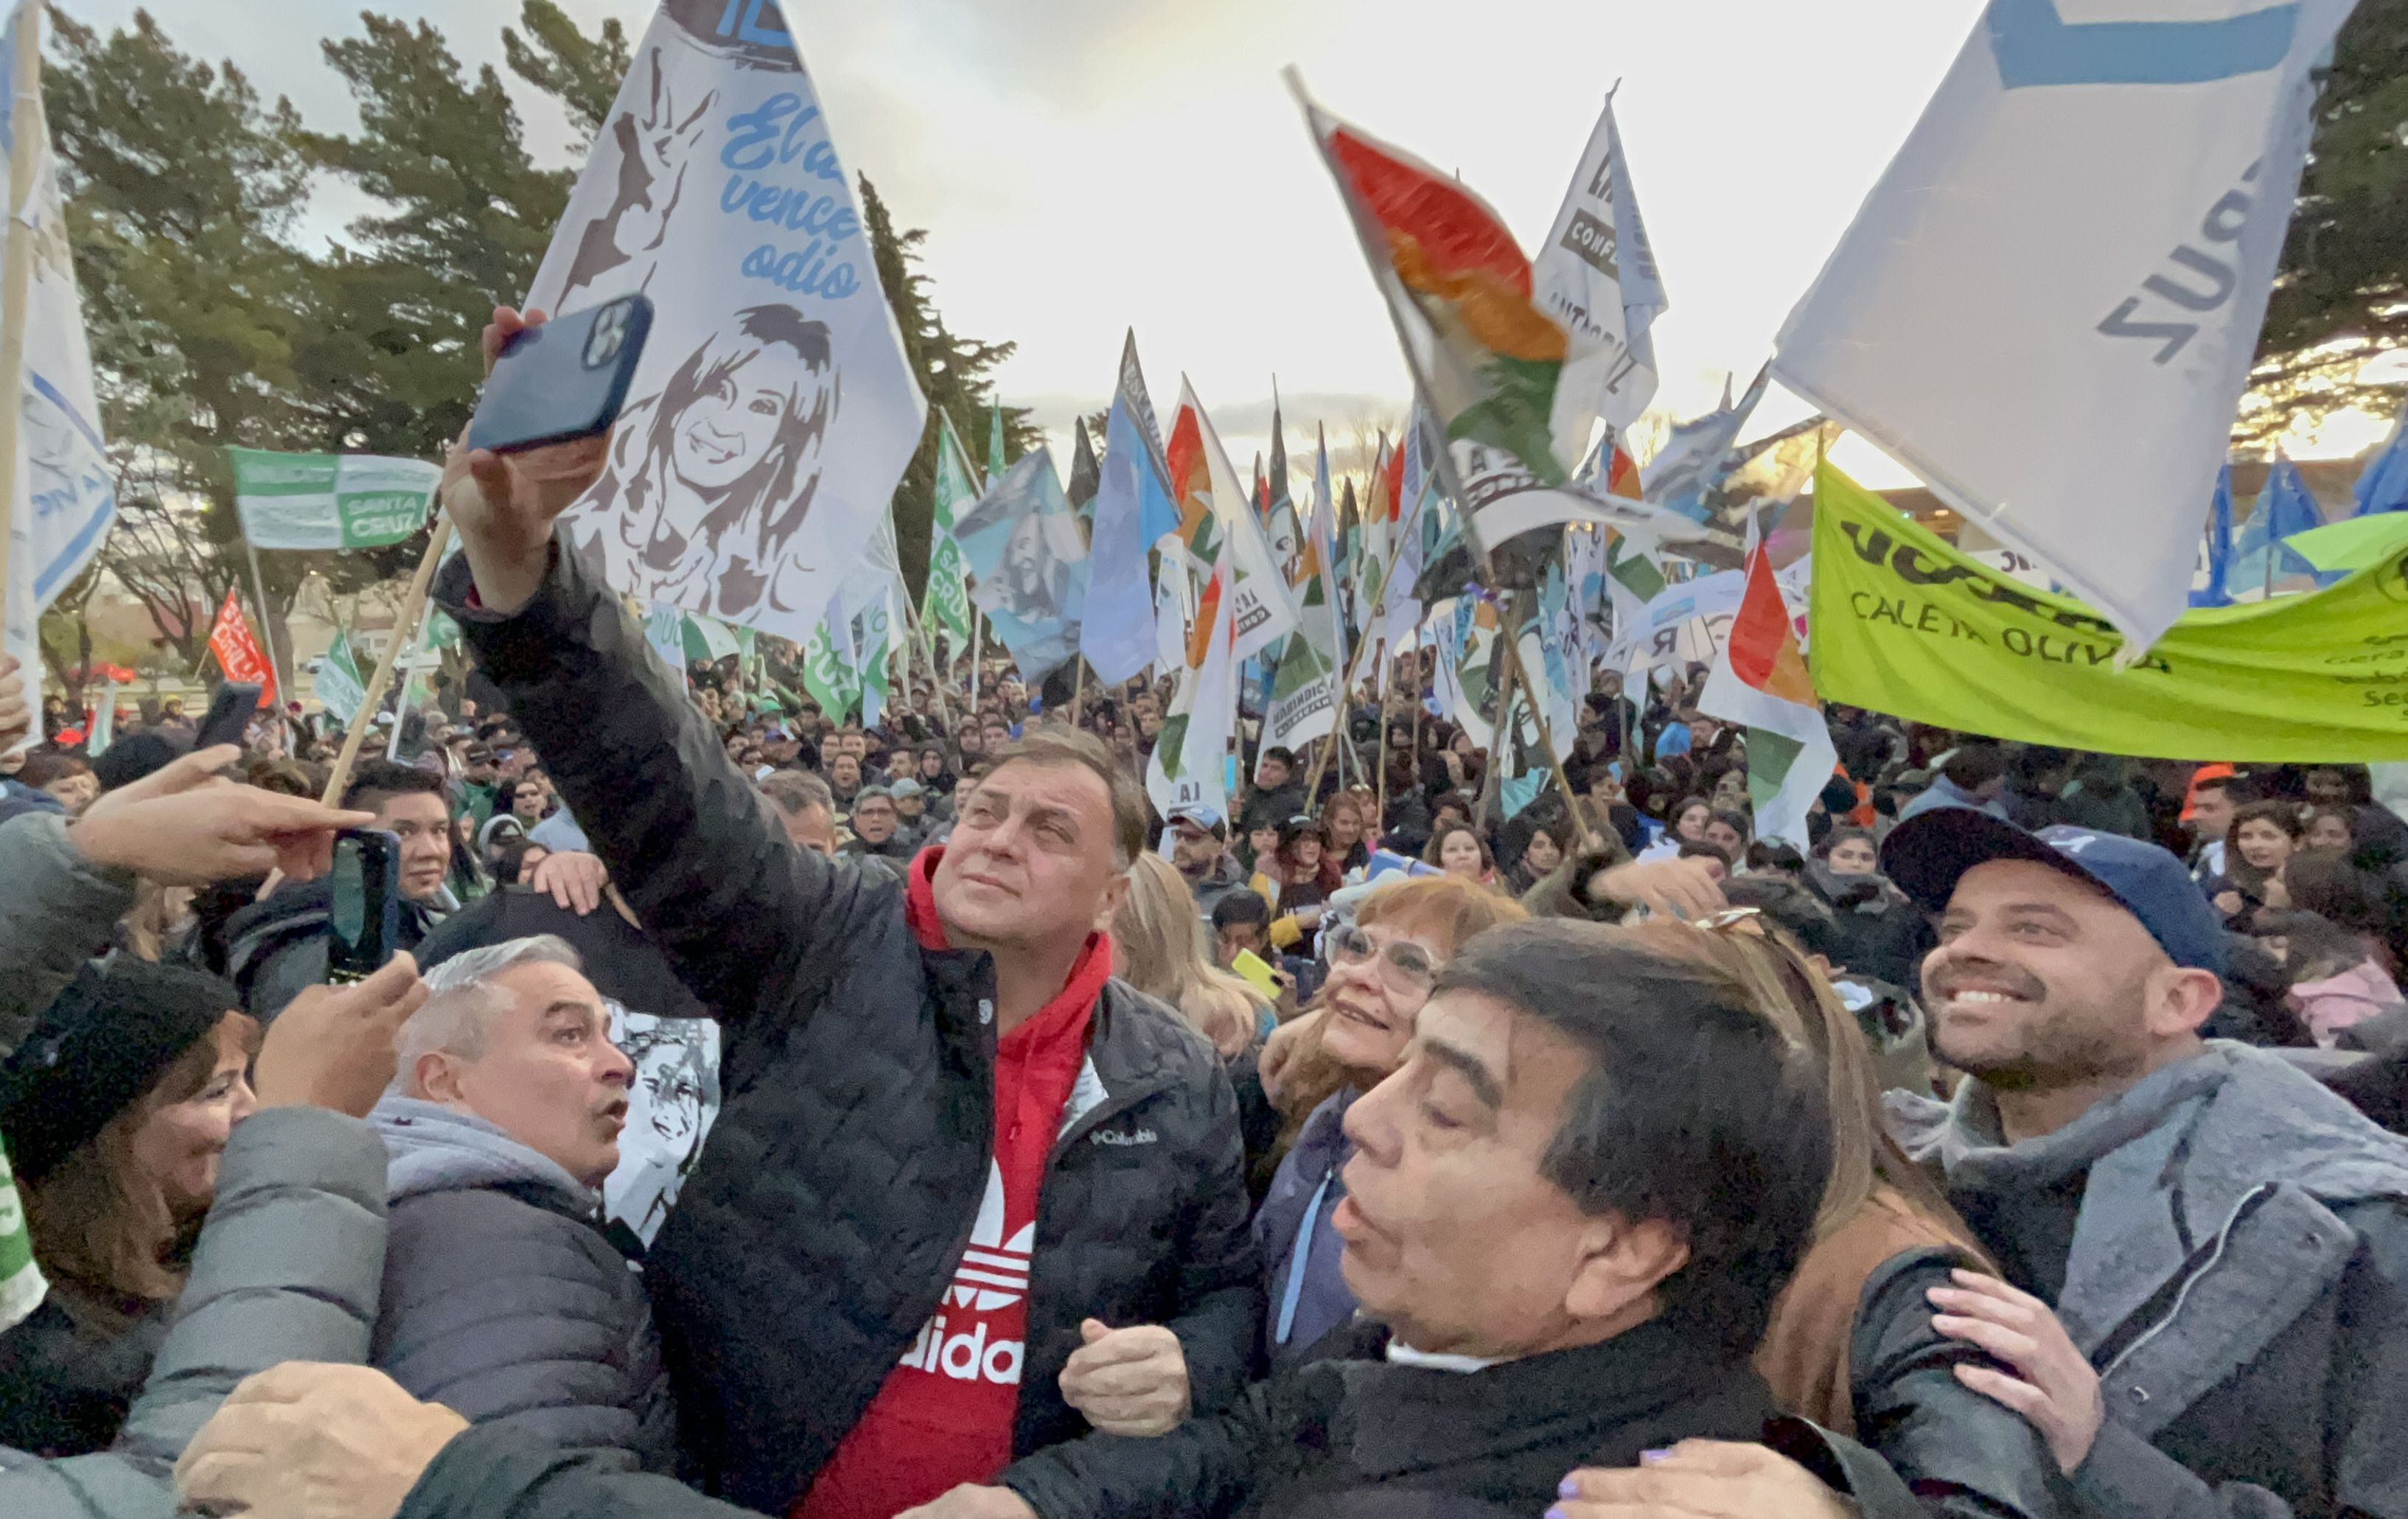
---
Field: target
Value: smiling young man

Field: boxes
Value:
[1880,808,2408,1518]
[427,332,1257,1518]
[895,919,1925,1519]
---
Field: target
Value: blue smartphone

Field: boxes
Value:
[465,295,655,455]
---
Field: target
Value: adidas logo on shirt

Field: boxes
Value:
[896,1159,1028,1384]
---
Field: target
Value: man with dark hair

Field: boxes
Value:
[1896,740,2011,825]
[842,786,915,865]
[225,761,456,1019]
[399,400,1258,1518]
[758,769,838,856]
[1881,809,2408,1516]
[1208,890,1272,971]
[1240,747,1306,833]
[893,918,1922,1519]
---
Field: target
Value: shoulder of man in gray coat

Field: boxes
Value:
[0,1106,390,1518]
[369,1097,674,1473]
[0,811,139,1055]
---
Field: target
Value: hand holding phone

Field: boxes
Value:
[465,296,654,455]
[1231,949,1281,1000]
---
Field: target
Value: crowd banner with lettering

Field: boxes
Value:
[1532,89,1665,461]
[228,448,440,550]
[1773,0,2355,653]
[1810,463,2408,761]
[1,0,116,685]
[527,0,925,640]
[204,587,277,708]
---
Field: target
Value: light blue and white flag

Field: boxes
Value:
[1082,333,1175,683]
[1773,0,2356,650]
[1641,366,1769,524]
[957,447,1089,682]
[1,0,114,687]
[2230,453,2335,593]
[2188,467,2236,609]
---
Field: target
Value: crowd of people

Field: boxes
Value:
[0,315,2404,1519]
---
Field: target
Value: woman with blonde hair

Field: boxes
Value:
[1111,853,1270,1057]
[1253,874,1526,1364]
[1591,909,2059,1514]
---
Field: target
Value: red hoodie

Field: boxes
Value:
[794,848,1114,1519]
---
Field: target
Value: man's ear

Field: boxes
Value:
[1563,1215,1690,1325]
[2146,965,2224,1041]
[413,1050,467,1106]
[1094,870,1132,935]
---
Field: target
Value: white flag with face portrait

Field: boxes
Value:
[526,0,924,641]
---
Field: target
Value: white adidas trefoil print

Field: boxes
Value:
[896,1159,1030,1386]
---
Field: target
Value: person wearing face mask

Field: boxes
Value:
[0,960,259,1455]
[1252,878,1527,1366]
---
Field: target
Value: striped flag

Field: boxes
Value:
[1697,541,1834,849]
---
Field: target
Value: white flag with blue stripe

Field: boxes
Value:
[1773,0,2356,652]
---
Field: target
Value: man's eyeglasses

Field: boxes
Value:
[1327,925,1439,994]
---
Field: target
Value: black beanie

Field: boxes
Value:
[0,958,240,1182]
[94,729,193,792]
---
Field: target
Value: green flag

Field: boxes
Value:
[988,398,1006,481]
[0,1137,45,1333]
[924,413,979,644]
[801,610,861,722]
[1809,462,2408,761]
[314,624,369,727]
[228,447,439,549]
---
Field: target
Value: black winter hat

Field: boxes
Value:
[0,958,240,1182]
[94,729,194,792]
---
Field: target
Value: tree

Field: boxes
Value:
[45,8,318,673]
[2241,0,2408,449]
[502,0,631,147]
[860,175,1039,600]
[296,13,571,465]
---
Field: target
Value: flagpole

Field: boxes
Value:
[968,613,983,713]
[241,536,293,710]
[254,514,452,901]
[0,2,42,641]
[1500,590,1588,844]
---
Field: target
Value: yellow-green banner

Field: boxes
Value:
[1807,463,2408,760]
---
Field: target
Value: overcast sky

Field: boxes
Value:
[65,0,2393,487]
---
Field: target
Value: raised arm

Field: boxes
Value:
[434,307,878,1026]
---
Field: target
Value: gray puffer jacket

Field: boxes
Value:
[0,813,137,1056]
[370,1097,674,1473]
[0,1106,391,1519]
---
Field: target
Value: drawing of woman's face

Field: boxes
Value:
[672,344,817,491]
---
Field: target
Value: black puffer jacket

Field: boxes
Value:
[370,1098,674,1472]
[437,545,1260,1511]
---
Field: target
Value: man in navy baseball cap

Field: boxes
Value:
[1876,803,2408,1515]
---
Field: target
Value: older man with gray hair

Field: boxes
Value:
[367,935,674,1470]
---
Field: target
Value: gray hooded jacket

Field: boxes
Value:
[1891,1042,2408,1518]
[370,1097,673,1473]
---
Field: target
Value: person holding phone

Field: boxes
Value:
[223,761,457,1021]
[402,307,1260,1518]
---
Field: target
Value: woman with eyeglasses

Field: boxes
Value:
[1252,877,1527,1366]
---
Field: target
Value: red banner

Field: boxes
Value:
[204,587,277,707]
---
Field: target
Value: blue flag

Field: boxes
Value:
[2188,466,2234,608]
[1083,352,1175,684]
[957,448,1089,682]
[2352,397,2408,518]
[2231,456,2325,591]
